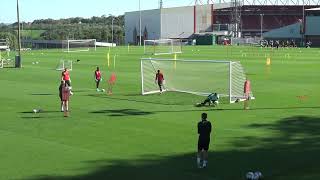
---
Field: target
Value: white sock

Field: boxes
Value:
[197,157,201,166]
[203,160,207,167]
[61,106,64,111]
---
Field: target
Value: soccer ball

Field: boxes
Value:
[101,89,105,92]
[213,101,219,106]
[246,171,263,180]
[254,171,263,179]
[246,172,254,180]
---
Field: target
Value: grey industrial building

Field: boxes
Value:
[125,2,320,46]
[125,3,232,45]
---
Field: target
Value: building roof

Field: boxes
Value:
[306,7,320,11]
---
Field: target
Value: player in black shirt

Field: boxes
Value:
[197,113,212,168]
[58,81,64,112]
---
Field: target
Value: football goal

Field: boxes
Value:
[63,39,96,52]
[56,60,73,71]
[144,39,182,55]
[140,58,254,103]
[0,51,13,68]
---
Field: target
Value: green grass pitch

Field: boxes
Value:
[0,45,319,180]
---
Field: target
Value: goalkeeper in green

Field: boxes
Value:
[201,93,219,106]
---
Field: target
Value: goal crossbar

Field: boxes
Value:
[144,39,182,55]
[63,39,96,52]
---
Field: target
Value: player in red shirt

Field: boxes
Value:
[94,67,102,91]
[107,72,116,95]
[155,70,165,94]
[61,68,71,86]
[244,78,251,110]
[61,68,73,95]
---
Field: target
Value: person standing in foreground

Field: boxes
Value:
[155,70,164,94]
[197,113,212,168]
[94,67,102,91]
[244,78,251,110]
[61,68,73,95]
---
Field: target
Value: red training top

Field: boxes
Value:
[62,70,70,81]
[95,70,101,80]
[155,73,164,82]
[109,73,116,83]
[244,80,251,94]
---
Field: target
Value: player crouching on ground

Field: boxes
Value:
[196,93,219,107]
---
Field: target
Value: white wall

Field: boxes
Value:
[161,6,194,39]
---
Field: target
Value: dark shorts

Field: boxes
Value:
[198,137,210,151]
[158,81,163,86]
[65,80,71,86]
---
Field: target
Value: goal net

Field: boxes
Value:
[0,51,14,68]
[62,39,96,52]
[144,39,182,55]
[56,60,73,71]
[141,58,254,103]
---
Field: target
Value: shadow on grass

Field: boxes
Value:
[24,116,320,180]
[91,109,154,117]
[87,94,192,106]
[219,106,320,111]
[20,111,61,114]
[30,93,55,96]
[20,116,43,119]
[90,106,320,115]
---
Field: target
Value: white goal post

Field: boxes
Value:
[63,39,96,52]
[141,58,254,103]
[56,60,73,71]
[0,52,2,68]
[144,39,182,55]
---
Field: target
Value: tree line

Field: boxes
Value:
[0,15,124,49]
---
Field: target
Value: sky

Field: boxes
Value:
[0,0,195,23]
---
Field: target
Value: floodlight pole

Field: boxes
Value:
[302,1,305,46]
[139,0,142,46]
[16,0,22,68]
[112,17,114,47]
[260,14,263,40]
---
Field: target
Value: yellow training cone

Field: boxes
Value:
[266,57,271,66]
